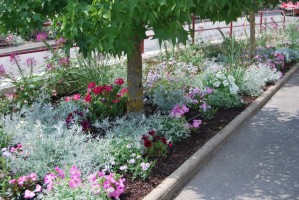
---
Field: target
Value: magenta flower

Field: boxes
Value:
[170,104,189,118]
[54,166,65,179]
[26,57,36,67]
[36,32,47,42]
[9,179,17,185]
[9,53,21,64]
[114,78,125,85]
[24,190,35,199]
[69,166,82,188]
[17,176,27,186]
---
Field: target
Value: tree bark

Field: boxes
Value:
[249,10,256,58]
[127,37,144,114]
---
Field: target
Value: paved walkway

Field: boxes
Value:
[175,69,299,200]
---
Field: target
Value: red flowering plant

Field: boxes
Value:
[83,78,127,120]
[141,130,172,157]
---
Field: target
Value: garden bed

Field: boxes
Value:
[1,23,299,200]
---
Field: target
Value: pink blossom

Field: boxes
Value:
[36,32,47,42]
[9,179,17,185]
[46,63,54,70]
[44,173,56,191]
[56,37,66,46]
[118,88,128,97]
[72,94,81,101]
[26,57,36,67]
[28,173,37,181]
[69,166,81,188]
[170,104,189,118]
[59,57,70,67]
[65,96,72,102]
[17,176,27,186]
[9,53,21,64]
[191,119,202,128]
[54,166,65,179]
[24,190,35,199]
[84,92,92,103]
[0,64,6,77]
[35,184,42,192]
[88,82,96,89]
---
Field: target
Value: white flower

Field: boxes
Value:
[136,155,141,159]
[110,161,115,166]
[222,80,229,87]
[119,165,127,171]
[129,159,136,164]
[213,81,221,88]
[227,75,235,83]
[126,144,132,149]
[131,153,136,157]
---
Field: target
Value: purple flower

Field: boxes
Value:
[36,32,47,42]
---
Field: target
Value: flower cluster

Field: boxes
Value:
[169,104,189,118]
[65,109,90,132]
[1,143,28,159]
[185,119,202,129]
[208,71,239,95]
[0,64,6,77]
[8,173,42,199]
[82,79,127,120]
[255,50,286,71]
[141,130,172,157]
[187,87,213,113]
[36,32,47,42]
[88,171,125,199]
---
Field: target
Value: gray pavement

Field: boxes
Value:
[174,69,299,200]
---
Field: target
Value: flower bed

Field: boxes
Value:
[0,23,299,199]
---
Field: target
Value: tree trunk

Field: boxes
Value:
[249,10,256,58]
[127,37,144,114]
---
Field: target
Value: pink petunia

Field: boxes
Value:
[24,190,35,199]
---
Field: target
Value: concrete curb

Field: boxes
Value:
[143,64,299,200]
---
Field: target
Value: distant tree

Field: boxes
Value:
[0,0,250,113]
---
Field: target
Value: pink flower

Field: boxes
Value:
[9,146,15,153]
[65,96,72,102]
[44,173,56,191]
[36,32,47,42]
[191,119,202,128]
[26,57,36,67]
[17,176,27,186]
[114,78,125,85]
[0,64,6,77]
[9,179,17,185]
[118,88,128,97]
[46,63,54,70]
[35,184,42,192]
[170,104,189,118]
[54,166,65,179]
[88,82,96,89]
[69,166,81,188]
[59,57,70,67]
[56,37,66,46]
[72,94,81,101]
[9,53,21,64]
[28,173,37,181]
[24,190,35,199]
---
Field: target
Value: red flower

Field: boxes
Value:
[93,86,104,95]
[114,78,125,85]
[88,82,96,89]
[112,99,120,103]
[118,88,128,97]
[81,120,90,132]
[104,85,113,93]
[148,130,156,136]
[144,139,152,148]
[168,142,173,148]
[84,93,92,103]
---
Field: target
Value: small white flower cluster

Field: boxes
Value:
[211,71,239,95]
[140,162,151,171]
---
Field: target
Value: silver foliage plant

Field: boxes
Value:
[240,63,282,96]
[0,100,114,177]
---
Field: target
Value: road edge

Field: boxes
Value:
[142,63,299,200]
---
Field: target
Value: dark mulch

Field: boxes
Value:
[122,96,256,200]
